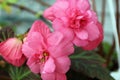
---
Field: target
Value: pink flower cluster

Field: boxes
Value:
[0,0,103,80]
[44,0,103,50]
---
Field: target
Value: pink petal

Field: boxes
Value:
[83,22,103,50]
[85,22,100,41]
[44,1,68,20]
[47,32,63,46]
[42,57,55,73]
[86,10,98,23]
[26,32,45,52]
[27,54,40,73]
[0,38,26,67]
[28,20,50,38]
[77,0,90,13]
[55,56,70,73]
[56,73,67,80]
[53,19,74,42]
[44,7,55,21]
[59,28,74,42]
[75,30,88,40]
[53,1,69,18]
[73,37,89,47]
[48,41,74,58]
[53,19,67,31]
[41,73,55,80]
[22,42,35,58]
[68,0,77,8]
[41,72,67,80]
[0,38,22,59]
[4,54,26,67]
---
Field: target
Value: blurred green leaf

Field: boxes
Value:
[0,1,12,13]
[103,42,111,54]
[70,52,114,80]
[7,0,18,3]
[0,27,14,42]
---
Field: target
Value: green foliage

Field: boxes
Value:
[7,0,18,3]
[9,65,41,80]
[0,0,18,13]
[103,42,111,54]
[23,72,41,80]
[0,27,14,42]
[9,65,31,80]
[70,51,115,80]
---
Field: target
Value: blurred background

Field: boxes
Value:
[0,0,120,80]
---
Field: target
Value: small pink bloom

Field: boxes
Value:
[22,20,74,80]
[44,0,103,50]
[0,38,26,67]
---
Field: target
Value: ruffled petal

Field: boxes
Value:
[75,30,88,40]
[53,18,68,30]
[47,31,63,46]
[83,22,103,50]
[53,1,69,18]
[85,22,100,41]
[73,37,88,47]
[77,0,90,13]
[44,7,55,21]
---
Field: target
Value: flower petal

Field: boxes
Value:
[22,42,35,58]
[27,32,45,51]
[53,1,69,18]
[56,73,67,80]
[73,37,88,47]
[28,20,50,38]
[27,54,40,73]
[0,38,26,67]
[85,22,100,41]
[42,57,56,73]
[41,73,55,80]
[75,30,88,40]
[83,22,103,50]
[47,31,63,46]
[77,0,90,13]
[48,41,74,58]
[55,56,70,73]
[0,38,22,59]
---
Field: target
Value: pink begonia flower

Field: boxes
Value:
[22,20,74,80]
[44,0,103,50]
[0,38,26,67]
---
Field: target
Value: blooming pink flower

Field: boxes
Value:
[0,38,26,67]
[22,20,74,80]
[44,0,103,50]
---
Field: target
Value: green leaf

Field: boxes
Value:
[1,1,12,13]
[7,0,18,3]
[23,73,41,80]
[9,65,32,80]
[103,42,111,54]
[9,65,41,80]
[70,52,114,80]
